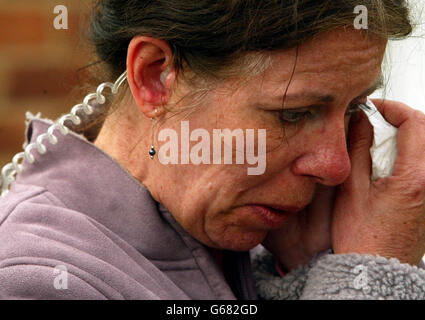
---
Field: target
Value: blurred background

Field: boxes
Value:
[0,0,424,169]
[371,0,425,110]
[0,0,95,167]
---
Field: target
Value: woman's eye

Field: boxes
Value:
[279,109,313,124]
[278,103,362,125]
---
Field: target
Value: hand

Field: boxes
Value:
[332,99,425,266]
[262,184,336,272]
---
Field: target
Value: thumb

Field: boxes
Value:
[346,111,374,186]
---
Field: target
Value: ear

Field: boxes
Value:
[126,36,176,118]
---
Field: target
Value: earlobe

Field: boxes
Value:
[126,36,175,118]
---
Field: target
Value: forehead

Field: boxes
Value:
[298,28,386,74]
[254,28,387,98]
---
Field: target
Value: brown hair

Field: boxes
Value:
[76,0,413,140]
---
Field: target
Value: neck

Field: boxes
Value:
[94,104,152,190]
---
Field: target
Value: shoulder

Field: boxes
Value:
[0,183,113,261]
[0,184,162,299]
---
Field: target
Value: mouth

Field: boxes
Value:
[246,204,306,228]
[263,204,306,213]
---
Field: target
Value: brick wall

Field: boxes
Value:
[0,0,97,168]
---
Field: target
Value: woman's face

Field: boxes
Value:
[137,29,387,251]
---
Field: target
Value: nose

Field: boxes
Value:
[291,121,351,186]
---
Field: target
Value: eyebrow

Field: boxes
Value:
[279,75,385,104]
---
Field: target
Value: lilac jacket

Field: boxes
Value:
[0,117,257,299]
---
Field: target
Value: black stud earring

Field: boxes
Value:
[149,146,156,159]
[149,109,158,159]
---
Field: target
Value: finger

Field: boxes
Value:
[345,111,373,186]
[371,99,416,128]
[371,99,425,167]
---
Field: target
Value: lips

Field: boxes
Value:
[264,204,306,213]
[248,204,302,228]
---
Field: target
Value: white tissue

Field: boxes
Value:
[358,98,398,181]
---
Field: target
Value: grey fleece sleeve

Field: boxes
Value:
[252,250,425,300]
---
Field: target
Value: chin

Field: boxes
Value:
[210,230,267,252]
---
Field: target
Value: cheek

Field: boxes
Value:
[203,207,269,250]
